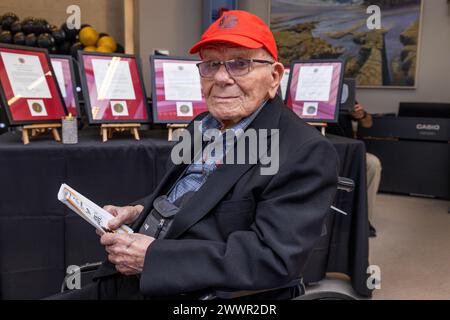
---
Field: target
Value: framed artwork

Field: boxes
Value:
[285,59,344,123]
[0,44,67,125]
[150,55,208,124]
[270,0,423,88]
[50,55,81,118]
[78,51,150,124]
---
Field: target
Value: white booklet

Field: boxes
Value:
[57,183,134,234]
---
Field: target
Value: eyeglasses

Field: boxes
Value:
[196,58,274,78]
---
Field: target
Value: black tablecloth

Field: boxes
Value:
[0,129,371,299]
[303,134,371,297]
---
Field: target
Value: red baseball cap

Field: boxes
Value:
[190,10,278,61]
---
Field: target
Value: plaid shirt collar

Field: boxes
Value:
[199,99,268,139]
[190,100,268,169]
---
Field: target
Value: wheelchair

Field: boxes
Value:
[61,177,359,300]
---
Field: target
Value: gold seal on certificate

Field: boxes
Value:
[32,102,42,113]
[27,99,48,116]
[302,102,318,116]
[110,101,129,116]
[176,102,193,117]
[114,103,124,113]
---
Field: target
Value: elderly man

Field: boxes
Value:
[50,10,338,300]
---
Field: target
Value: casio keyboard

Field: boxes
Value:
[358,103,450,200]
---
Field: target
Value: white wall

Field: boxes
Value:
[136,0,265,93]
[137,0,203,93]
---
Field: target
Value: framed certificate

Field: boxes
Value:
[0,44,67,125]
[279,68,290,101]
[150,55,208,124]
[285,59,345,123]
[78,51,150,124]
[50,55,81,118]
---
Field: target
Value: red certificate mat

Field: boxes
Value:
[285,60,344,123]
[50,55,80,117]
[0,44,67,125]
[150,55,208,124]
[78,51,149,124]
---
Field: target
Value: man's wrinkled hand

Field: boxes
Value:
[100,232,154,275]
[103,205,144,231]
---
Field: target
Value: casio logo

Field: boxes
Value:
[416,124,440,131]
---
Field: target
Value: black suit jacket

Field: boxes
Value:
[95,96,339,297]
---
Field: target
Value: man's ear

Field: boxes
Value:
[268,62,285,99]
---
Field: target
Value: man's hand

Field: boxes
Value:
[103,205,144,230]
[100,232,154,275]
[351,103,365,119]
[351,103,373,128]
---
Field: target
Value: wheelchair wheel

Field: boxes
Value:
[294,291,357,300]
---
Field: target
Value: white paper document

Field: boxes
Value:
[91,58,136,100]
[1,52,52,99]
[51,60,67,98]
[57,183,134,234]
[295,65,333,102]
[163,62,202,101]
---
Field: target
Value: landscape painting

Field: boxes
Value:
[270,0,423,88]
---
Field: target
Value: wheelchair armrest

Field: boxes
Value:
[78,261,103,273]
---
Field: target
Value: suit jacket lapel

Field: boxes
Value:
[132,117,204,230]
[165,96,283,239]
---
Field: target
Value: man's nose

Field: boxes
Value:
[213,64,234,85]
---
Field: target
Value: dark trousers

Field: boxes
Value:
[45,273,304,300]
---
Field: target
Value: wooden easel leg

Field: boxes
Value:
[52,128,61,142]
[132,128,140,140]
[22,129,30,145]
[102,128,108,142]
